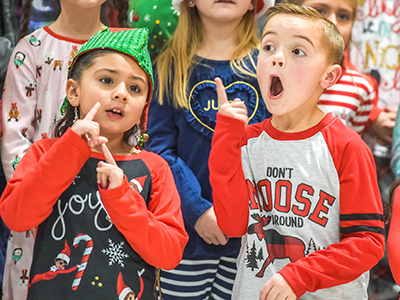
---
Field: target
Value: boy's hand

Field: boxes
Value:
[260,273,296,300]
[71,102,108,148]
[215,77,249,125]
[194,206,229,245]
[97,143,124,190]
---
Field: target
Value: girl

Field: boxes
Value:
[0,27,188,300]
[286,0,380,135]
[146,0,271,299]
[0,1,128,299]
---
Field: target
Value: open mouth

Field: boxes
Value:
[106,109,125,117]
[270,76,283,97]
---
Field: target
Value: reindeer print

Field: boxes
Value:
[248,213,306,277]
[53,60,63,71]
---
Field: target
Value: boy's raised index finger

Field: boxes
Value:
[101,143,117,166]
[83,102,101,121]
[214,77,229,106]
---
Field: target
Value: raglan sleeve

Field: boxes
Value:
[1,37,39,181]
[99,154,188,270]
[209,113,250,237]
[355,73,379,134]
[146,91,212,230]
[278,133,385,298]
[0,129,91,231]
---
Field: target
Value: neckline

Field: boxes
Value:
[43,26,88,44]
[264,113,336,141]
[89,149,147,161]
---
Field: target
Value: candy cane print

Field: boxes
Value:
[71,234,93,291]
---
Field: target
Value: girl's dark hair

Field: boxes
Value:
[18,0,33,40]
[387,178,400,226]
[54,49,140,147]
[18,0,129,40]
[108,0,129,28]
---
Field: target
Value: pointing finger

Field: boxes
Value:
[83,102,101,121]
[101,143,117,166]
[215,77,229,107]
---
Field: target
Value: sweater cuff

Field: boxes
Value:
[278,268,307,299]
[216,112,247,133]
[63,128,92,157]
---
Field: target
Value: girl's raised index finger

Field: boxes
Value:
[101,143,117,166]
[83,102,101,121]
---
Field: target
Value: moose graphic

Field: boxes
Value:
[248,213,305,277]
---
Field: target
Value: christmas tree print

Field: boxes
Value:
[149,20,166,59]
[127,1,179,60]
[305,238,322,256]
[246,241,259,271]
[257,247,264,261]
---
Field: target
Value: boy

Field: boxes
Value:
[209,3,385,300]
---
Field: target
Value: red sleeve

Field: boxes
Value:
[99,153,188,270]
[0,129,91,232]
[209,113,250,237]
[365,73,382,131]
[388,187,400,285]
[279,127,385,298]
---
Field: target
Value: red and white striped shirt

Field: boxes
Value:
[318,61,379,134]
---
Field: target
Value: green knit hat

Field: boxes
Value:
[62,26,154,132]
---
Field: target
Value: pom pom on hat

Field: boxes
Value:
[172,0,183,11]
[117,272,133,300]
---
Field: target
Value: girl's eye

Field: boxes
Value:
[315,8,325,15]
[293,49,305,56]
[100,77,113,84]
[130,85,141,93]
[264,44,275,52]
[338,13,350,21]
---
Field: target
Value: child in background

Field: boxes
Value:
[286,0,379,135]
[0,1,128,299]
[146,0,271,298]
[210,3,385,300]
[0,27,188,299]
[127,0,179,60]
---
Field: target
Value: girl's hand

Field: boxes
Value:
[97,143,124,190]
[260,273,296,300]
[215,77,249,125]
[71,102,108,148]
[194,206,229,245]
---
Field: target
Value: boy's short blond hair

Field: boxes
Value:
[265,3,344,66]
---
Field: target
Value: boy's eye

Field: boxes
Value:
[130,85,141,93]
[264,44,275,52]
[100,77,113,84]
[293,49,305,56]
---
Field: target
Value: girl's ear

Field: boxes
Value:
[187,0,196,8]
[65,78,80,107]
[321,64,342,89]
[249,0,255,10]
